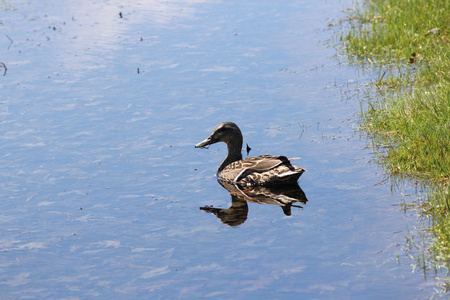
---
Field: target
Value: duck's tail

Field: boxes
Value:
[277,166,305,182]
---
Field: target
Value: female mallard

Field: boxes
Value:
[195,122,305,185]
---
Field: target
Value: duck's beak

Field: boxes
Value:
[195,136,212,149]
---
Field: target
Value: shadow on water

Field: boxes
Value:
[200,180,308,226]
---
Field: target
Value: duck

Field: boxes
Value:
[195,122,305,185]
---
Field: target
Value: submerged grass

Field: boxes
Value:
[342,0,450,280]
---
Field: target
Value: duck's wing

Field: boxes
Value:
[242,155,288,171]
[221,155,295,183]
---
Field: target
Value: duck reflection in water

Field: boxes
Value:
[200,180,308,226]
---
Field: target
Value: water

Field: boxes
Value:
[0,0,444,299]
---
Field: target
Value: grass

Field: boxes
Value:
[341,0,450,278]
[365,82,450,182]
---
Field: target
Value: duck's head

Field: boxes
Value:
[195,122,243,149]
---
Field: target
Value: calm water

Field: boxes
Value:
[0,0,444,299]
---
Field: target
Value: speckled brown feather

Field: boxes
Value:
[219,154,305,185]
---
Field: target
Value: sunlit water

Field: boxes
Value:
[0,0,444,299]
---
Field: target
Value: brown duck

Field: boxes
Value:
[195,122,305,185]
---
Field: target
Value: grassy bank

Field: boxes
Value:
[342,0,450,271]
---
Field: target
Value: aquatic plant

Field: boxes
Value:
[340,0,450,291]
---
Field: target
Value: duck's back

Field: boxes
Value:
[218,155,304,185]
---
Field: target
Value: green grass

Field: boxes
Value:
[365,82,450,181]
[344,0,450,65]
[341,0,450,273]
